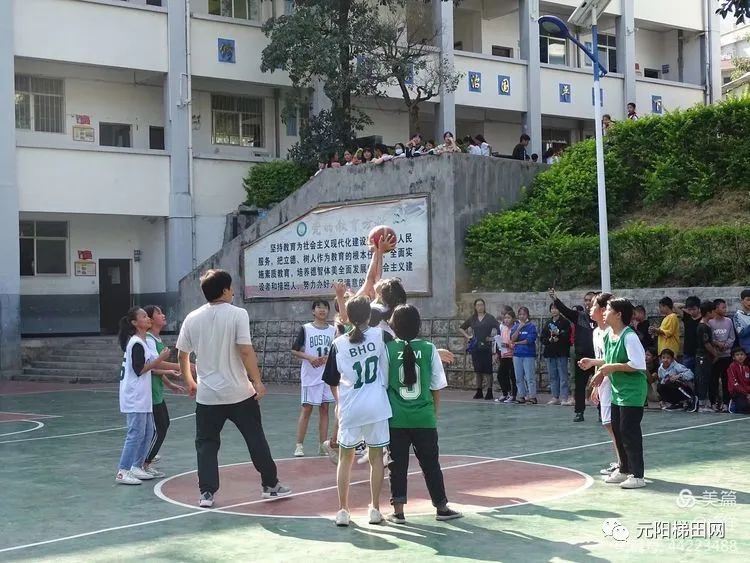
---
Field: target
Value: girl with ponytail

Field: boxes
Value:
[115,307,171,485]
[322,295,393,527]
[384,304,462,524]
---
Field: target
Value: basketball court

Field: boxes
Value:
[1,380,748,562]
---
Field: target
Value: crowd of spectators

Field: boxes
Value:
[458,289,750,417]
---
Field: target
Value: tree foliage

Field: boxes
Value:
[716,0,750,24]
[261,0,459,165]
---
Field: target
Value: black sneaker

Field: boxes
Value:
[484,389,494,400]
[573,413,584,423]
[473,389,483,399]
[665,403,683,411]
[386,512,406,524]
[436,507,463,521]
[262,483,292,499]
[199,491,214,508]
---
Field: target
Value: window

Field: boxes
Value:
[15,75,65,133]
[284,0,294,15]
[149,126,165,150]
[208,0,260,20]
[146,0,162,5]
[492,45,513,58]
[454,41,464,51]
[540,32,567,65]
[19,221,68,276]
[100,123,132,148]
[211,94,264,147]
[597,35,617,73]
[644,68,660,79]
[285,102,310,137]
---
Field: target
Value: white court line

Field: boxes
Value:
[0,420,44,438]
[0,411,62,420]
[2,415,747,554]
[153,455,594,519]
[0,413,195,445]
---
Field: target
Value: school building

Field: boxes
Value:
[0,0,723,374]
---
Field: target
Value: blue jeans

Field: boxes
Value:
[118,412,154,471]
[682,355,696,372]
[546,356,570,400]
[513,356,537,398]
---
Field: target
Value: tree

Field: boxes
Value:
[260,0,458,165]
[370,6,462,133]
[716,0,750,24]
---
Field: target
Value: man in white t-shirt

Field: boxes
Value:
[177,269,291,508]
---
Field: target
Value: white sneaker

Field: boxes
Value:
[115,470,142,485]
[319,443,328,456]
[294,443,304,457]
[335,509,351,527]
[368,506,384,524]
[357,447,370,465]
[620,476,646,489]
[145,466,165,478]
[603,469,628,484]
[382,448,392,467]
[151,454,161,464]
[547,398,561,405]
[130,466,155,480]
[323,440,339,466]
[199,491,214,507]
[561,399,574,406]
[599,462,619,475]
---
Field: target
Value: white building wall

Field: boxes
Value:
[14,64,165,152]
[634,0,704,31]
[481,12,521,59]
[14,0,168,72]
[19,213,166,297]
[18,147,170,216]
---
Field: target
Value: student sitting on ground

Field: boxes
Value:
[656,349,696,411]
[727,347,750,414]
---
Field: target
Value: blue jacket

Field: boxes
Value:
[734,310,750,353]
[512,322,537,358]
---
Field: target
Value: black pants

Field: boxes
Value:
[657,381,694,404]
[710,357,732,406]
[574,360,594,414]
[731,393,750,413]
[196,397,278,494]
[496,357,517,397]
[694,356,711,401]
[146,400,170,463]
[388,427,447,509]
[610,405,644,478]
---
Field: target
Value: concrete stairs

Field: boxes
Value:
[18,335,177,384]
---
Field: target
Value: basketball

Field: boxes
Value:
[367,225,397,249]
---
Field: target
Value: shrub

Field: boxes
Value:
[243,160,311,208]
[466,98,750,290]
[466,224,750,291]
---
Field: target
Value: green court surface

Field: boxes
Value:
[1,381,748,562]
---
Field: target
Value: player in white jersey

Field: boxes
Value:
[323,296,393,527]
[115,307,171,485]
[291,300,336,457]
[583,292,622,476]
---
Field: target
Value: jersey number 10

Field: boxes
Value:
[352,356,379,389]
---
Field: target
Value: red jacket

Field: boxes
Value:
[727,362,750,396]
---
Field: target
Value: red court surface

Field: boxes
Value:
[156,455,592,519]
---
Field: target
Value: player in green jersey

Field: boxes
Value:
[385,304,462,524]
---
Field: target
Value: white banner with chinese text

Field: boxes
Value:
[243,196,429,299]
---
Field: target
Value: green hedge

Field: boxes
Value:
[466,98,750,290]
[466,224,750,291]
[243,160,311,209]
